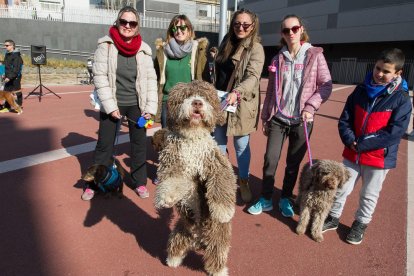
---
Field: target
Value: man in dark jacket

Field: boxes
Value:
[1,39,23,112]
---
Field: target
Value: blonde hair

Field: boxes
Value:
[166,15,195,42]
[114,6,140,35]
[280,14,309,47]
[216,9,260,63]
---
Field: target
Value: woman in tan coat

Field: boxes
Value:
[214,8,265,203]
[82,6,157,201]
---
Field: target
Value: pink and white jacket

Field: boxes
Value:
[261,46,332,122]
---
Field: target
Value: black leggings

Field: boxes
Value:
[94,105,147,189]
[261,117,313,200]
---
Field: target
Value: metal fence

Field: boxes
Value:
[0,4,219,32]
[328,58,414,88]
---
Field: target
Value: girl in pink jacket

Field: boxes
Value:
[248,14,332,217]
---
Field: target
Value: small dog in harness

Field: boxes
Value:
[82,158,125,198]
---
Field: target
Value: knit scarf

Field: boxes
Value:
[164,38,193,59]
[109,26,142,57]
[364,72,402,99]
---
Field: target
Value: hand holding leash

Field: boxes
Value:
[111,110,122,119]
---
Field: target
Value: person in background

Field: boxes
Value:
[1,40,23,114]
[81,6,157,201]
[248,14,332,216]
[207,46,218,85]
[322,48,412,245]
[213,8,265,203]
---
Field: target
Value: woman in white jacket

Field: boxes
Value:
[82,6,158,200]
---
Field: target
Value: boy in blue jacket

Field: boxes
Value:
[322,48,412,245]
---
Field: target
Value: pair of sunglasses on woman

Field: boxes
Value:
[171,25,188,33]
[119,18,138,28]
[281,25,302,35]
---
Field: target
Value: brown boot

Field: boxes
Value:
[239,178,252,203]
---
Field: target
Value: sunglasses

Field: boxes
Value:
[233,22,253,31]
[171,25,188,33]
[119,18,138,28]
[281,25,301,35]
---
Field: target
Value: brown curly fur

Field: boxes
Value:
[296,159,350,242]
[154,80,237,276]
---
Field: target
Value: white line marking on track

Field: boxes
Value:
[332,85,354,91]
[0,127,160,174]
[23,90,92,96]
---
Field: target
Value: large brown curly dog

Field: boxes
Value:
[296,159,350,242]
[153,80,237,276]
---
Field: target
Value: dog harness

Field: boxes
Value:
[97,165,122,193]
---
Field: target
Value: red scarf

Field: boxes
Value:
[109,26,142,57]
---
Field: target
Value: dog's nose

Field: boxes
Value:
[192,99,203,109]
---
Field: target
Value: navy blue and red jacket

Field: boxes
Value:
[338,82,412,169]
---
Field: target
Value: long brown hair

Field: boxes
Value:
[279,14,309,47]
[166,14,195,42]
[216,9,260,63]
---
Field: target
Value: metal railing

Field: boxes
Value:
[328,58,414,88]
[0,4,220,32]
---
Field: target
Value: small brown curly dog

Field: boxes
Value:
[153,80,236,276]
[296,159,350,242]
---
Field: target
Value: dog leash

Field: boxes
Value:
[303,119,313,167]
[111,118,122,159]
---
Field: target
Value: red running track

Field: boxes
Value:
[0,82,408,275]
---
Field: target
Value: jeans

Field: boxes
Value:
[94,105,147,189]
[213,124,250,179]
[261,117,313,200]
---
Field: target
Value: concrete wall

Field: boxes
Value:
[0,18,218,61]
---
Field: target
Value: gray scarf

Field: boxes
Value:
[164,38,193,59]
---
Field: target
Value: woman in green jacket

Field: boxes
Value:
[154,14,208,128]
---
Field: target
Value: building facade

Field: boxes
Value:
[239,0,414,85]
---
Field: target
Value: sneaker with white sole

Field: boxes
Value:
[247,197,273,215]
[346,220,367,245]
[322,215,340,233]
[279,197,294,217]
[135,186,149,198]
[81,188,95,201]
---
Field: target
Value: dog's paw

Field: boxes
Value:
[209,266,228,276]
[296,224,306,235]
[211,205,235,223]
[312,234,324,243]
[166,255,183,268]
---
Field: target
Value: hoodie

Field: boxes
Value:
[277,42,312,125]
